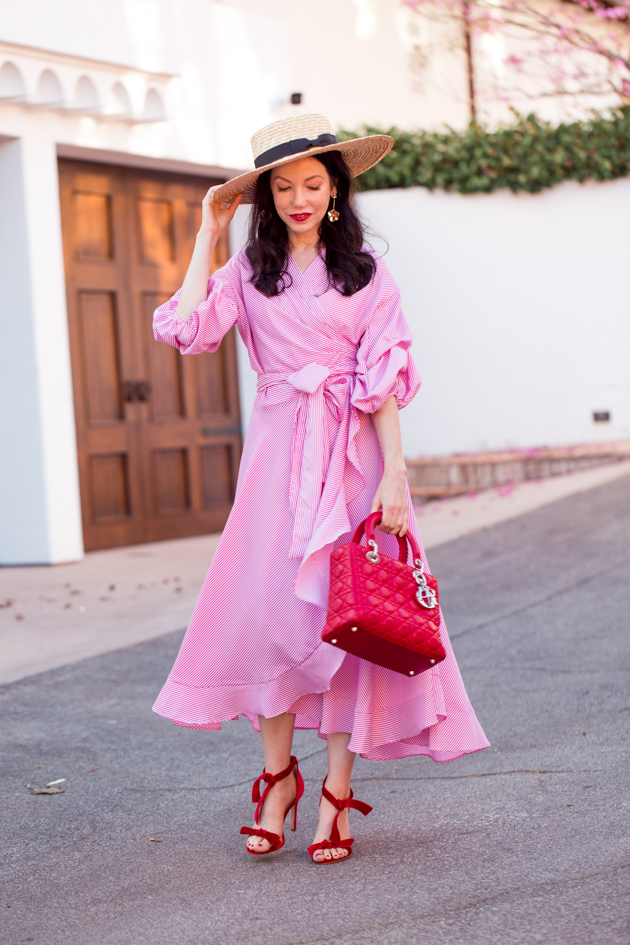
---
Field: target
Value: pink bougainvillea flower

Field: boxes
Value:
[596,5,628,17]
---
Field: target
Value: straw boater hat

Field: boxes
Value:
[213,113,394,205]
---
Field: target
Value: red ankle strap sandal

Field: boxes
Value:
[308,777,372,863]
[240,755,304,855]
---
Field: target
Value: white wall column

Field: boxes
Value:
[0,134,83,564]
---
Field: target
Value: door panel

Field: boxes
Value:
[196,349,229,417]
[73,191,114,260]
[200,443,236,508]
[152,448,190,515]
[89,453,131,521]
[137,197,176,264]
[59,159,242,551]
[78,291,123,423]
[143,292,185,421]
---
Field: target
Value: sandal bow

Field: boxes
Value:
[308,777,373,863]
[240,755,304,856]
[240,825,282,848]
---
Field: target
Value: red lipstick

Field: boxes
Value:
[290,213,311,222]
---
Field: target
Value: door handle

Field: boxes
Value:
[136,380,152,402]
[122,380,138,403]
[122,380,152,403]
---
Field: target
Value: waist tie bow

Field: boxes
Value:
[256,362,356,559]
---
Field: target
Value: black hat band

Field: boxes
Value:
[254,133,339,169]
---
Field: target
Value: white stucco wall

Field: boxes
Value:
[230,179,630,459]
[0,0,468,175]
[361,178,630,457]
[0,2,293,172]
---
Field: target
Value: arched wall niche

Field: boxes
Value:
[0,61,169,122]
[106,81,132,117]
[143,88,166,121]
[0,62,27,101]
[36,69,64,107]
[73,74,100,113]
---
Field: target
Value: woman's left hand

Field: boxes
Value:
[371,465,409,537]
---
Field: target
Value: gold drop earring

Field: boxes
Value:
[327,191,340,223]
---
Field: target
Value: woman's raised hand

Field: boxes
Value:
[200,185,243,238]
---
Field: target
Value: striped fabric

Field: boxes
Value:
[152,250,490,762]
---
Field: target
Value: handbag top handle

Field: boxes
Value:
[351,511,421,566]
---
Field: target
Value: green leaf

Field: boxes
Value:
[340,110,630,196]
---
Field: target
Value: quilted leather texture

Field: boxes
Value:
[322,541,446,675]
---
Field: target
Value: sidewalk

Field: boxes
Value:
[1,460,628,686]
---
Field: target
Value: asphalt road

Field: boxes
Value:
[2,473,629,945]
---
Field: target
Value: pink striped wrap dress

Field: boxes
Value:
[152,249,489,762]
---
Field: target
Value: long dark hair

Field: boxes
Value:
[244,150,376,297]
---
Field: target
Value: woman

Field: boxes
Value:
[153,114,489,863]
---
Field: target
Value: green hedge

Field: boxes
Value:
[339,108,630,194]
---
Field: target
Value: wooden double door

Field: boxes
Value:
[59,159,242,551]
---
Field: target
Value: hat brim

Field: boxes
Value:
[212,134,394,205]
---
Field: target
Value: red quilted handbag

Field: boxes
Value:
[322,512,446,677]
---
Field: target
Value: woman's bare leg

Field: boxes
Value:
[310,732,356,862]
[245,712,297,853]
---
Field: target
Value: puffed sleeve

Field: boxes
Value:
[351,289,421,414]
[153,254,244,355]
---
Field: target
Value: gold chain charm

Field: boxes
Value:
[327,192,340,223]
